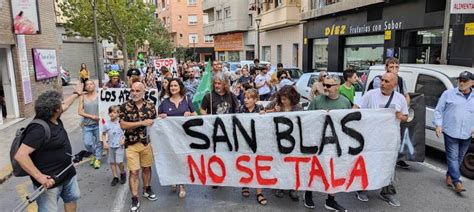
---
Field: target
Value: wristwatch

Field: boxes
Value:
[73,91,82,96]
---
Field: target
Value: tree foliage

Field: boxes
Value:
[58,0,173,69]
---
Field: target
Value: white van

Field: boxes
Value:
[365,64,474,179]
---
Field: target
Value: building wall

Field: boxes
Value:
[1,0,62,118]
[158,0,214,49]
[259,25,303,68]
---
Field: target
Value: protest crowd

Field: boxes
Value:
[12,57,473,212]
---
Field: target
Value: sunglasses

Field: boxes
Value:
[323,83,337,88]
[459,79,468,83]
[280,76,287,80]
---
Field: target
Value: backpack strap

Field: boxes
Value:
[398,76,404,94]
[29,119,51,143]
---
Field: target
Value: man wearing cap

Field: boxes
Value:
[433,71,474,193]
[127,64,142,87]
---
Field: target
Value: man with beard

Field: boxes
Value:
[184,67,200,100]
[434,71,473,193]
[200,73,240,115]
[119,82,158,212]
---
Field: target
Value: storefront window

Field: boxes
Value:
[312,38,328,71]
[344,35,384,71]
[228,51,240,62]
[218,52,225,61]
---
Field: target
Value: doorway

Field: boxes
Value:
[0,47,20,125]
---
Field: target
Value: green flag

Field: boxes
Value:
[192,60,212,115]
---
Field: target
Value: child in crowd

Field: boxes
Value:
[239,89,267,205]
[101,105,127,186]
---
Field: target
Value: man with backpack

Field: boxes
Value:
[367,57,411,169]
[354,72,408,207]
[13,85,83,212]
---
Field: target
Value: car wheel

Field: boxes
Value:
[461,151,474,180]
[62,79,67,86]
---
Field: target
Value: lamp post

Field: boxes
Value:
[93,0,103,86]
[255,17,261,60]
[192,37,196,62]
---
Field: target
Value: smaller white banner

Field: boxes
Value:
[153,58,177,73]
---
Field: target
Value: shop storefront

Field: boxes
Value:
[303,0,474,72]
[214,32,244,62]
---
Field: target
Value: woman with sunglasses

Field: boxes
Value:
[310,71,328,100]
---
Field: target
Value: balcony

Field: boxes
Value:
[301,0,385,20]
[203,19,249,35]
[257,3,301,31]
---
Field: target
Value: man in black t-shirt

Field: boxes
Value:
[200,73,240,115]
[15,86,83,211]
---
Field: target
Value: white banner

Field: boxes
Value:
[98,88,159,133]
[451,0,474,14]
[150,109,401,193]
[153,58,177,73]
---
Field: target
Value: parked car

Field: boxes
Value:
[269,67,304,82]
[227,62,240,73]
[60,66,71,86]
[364,64,474,179]
[296,72,364,104]
[240,60,270,70]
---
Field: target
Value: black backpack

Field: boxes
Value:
[367,75,404,94]
[10,119,51,177]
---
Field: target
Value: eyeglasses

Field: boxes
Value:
[323,83,337,88]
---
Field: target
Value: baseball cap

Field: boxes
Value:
[458,71,473,81]
[279,78,295,87]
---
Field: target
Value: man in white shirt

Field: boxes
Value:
[254,65,271,101]
[354,72,408,207]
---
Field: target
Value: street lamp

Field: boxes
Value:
[255,17,261,60]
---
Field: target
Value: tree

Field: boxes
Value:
[147,21,174,58]
[58,0,172,71]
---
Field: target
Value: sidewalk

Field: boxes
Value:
[0,82,83,184]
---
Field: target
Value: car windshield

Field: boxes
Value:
[449,77,457,87]
[286,69,303,79]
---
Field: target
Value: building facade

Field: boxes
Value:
[158,0,214,62]
[302,0,474,72]
[203,0,256,62]
[257,0,304,68]
[1,0,63,126]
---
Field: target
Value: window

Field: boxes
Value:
[415,74,447,108]
[277,45,282,64]
[188,15,197,25]
[248,14,253,27]
[178,15,182,21]
[224,7,231,18]
[228,51,240,62]
[344,35,384,71]
[312,38,328,71]
[216,10,222,20]
[204,35,214,43]
[189,33,198,44]
[262,46,271,62]
[161,0,166,9]
[367,8,383,22]
[187,0,197,6]
[292,43,299,67]
[276,0,282,8]
[203,13,209,24]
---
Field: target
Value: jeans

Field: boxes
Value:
[444,133,471,184]
[35,175,80,212]
[82,125,102,159]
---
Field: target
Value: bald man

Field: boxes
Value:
[119,82,157,212]
[353,72,408,207]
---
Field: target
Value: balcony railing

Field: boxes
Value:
[257,3,301,31]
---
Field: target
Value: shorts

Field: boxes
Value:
[108,147,125,164]
[126,142,154,171]
[35,175,80,212]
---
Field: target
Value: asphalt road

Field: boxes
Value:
[0,83,472,212]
